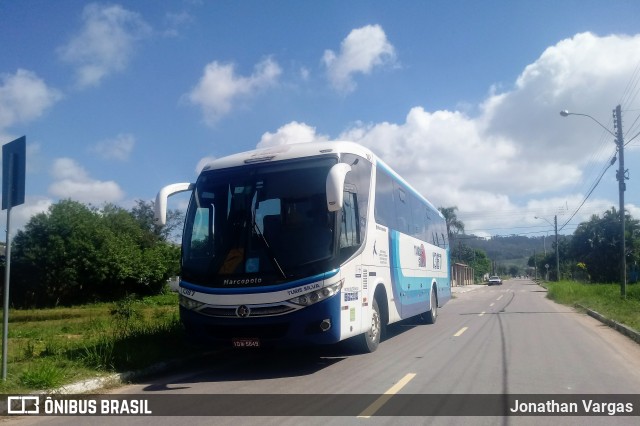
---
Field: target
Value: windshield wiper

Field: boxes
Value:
[251,213,287,280]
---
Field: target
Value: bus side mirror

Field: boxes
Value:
[326,163,352,212]
[154,182,194,225]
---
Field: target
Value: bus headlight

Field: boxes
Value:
[179,294,205,310]
[288,280,344,307]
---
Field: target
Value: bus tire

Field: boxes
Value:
[421,287,437,324]
[356,298,381,353]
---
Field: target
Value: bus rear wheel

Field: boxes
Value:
[421,287,437,324]
[355,298,381,353]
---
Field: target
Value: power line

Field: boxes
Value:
[559,151,617,232]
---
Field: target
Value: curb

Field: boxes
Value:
[576,304,640,345]
[46,350,222,395]
[47,361,174,395]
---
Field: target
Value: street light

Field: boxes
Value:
[535,215,559,281]
[559,110,617,138]
[560,106,627,298]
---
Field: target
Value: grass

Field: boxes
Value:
[545,280,640,331]
[0,291,201,394]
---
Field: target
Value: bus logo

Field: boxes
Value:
[433,253,442,270]
[415,244,426,268]
[236,305,251,318]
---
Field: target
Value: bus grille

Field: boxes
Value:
[199,304,296,318]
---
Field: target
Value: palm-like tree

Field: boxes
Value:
[438,206,465,245]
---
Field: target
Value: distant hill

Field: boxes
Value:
[455,234,565,272]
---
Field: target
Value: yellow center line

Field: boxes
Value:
[357,373,416,418]
[453,326,468,337]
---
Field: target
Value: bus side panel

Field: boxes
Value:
[438,248,452,306]
[364,224,401,326]
[389,230,450,319]
[337,256,369,341]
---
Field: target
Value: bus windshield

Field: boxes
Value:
[182,157,338,287]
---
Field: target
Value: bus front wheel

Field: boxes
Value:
[356,298,381,353]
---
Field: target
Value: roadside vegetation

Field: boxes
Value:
[0,292,194,394]
[545,280,640,332]
[1,200,639,393]
[0,199,194,393]
[6,199,183,308]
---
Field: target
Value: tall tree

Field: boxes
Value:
[438,206,465,238]
[570,207,640,283]
[439,206,465,260]
[130,199,184,242]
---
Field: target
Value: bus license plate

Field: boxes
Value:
[232,338,261,348]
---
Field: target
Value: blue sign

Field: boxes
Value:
[2,136,25,210]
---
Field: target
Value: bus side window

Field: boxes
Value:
[339,191,360,260]
[393,184,412,235]
[374,169,395,229]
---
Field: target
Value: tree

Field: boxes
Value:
[439,206,465,239]
[570,207,640,283]
[470,248,491,282]
[130,199,183,243]
[12,201,108,306]
[439,206,465,262]
[99,204,181,296]
[508,265,520,277]
[11,199,181,307]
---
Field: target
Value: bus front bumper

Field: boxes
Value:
[180,294,342,347]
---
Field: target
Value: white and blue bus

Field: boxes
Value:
[155,141,450,352]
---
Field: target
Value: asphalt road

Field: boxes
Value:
[8,278,640,425]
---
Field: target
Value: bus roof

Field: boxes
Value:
[200,141,443,219]
[200,141,374,172]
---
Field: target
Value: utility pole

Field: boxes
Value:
[554,215,559,282]
[560,106,628,298]
[614,105,627,298]
[534,215,559,281]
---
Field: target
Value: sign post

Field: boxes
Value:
[2,136,26,381]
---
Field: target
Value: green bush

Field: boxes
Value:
[19,362,66,390]
[10,200,181,307]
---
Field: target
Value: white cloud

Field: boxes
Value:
[91,133,135,161]
[58,3,152,88]
[480,33,640,163]
[299,67,311,81]
[339,107,579,200]
[185,31,638,236]
[0,69,62,135]
[49,158,124,204]
[323,24,396,93]
[0,196,53,233]
[329,32,640,235]
[257,121,328,148]
[163,11,194,37]
[186,57,282,124]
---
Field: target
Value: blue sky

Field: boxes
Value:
[2,0,640,239]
